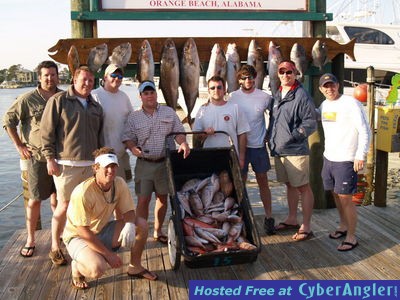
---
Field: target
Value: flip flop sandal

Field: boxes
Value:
[127,269,158,281]
[329,230,348,239]
[337,241,359,252]
[20,246,35,258]
[292,230,314,241]
[275,222,300,231]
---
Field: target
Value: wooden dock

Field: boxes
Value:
[1,198,400,299]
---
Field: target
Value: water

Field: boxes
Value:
[0,84,142,250]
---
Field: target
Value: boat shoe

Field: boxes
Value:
[49,249,67,265]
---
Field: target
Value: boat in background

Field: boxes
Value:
[327,22,400,86]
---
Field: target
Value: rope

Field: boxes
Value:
[0,192,23,213]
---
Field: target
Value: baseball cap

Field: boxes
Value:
[105,64,124,75]
[95,153,119,167]
[139,81,156,93]
[278,61,297,72]
[319,73,338,86]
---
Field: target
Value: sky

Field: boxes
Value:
[0,0,397,71]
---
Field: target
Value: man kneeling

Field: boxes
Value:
[63,147,157,289]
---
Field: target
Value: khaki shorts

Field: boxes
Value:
[53,165,93,202]
[117,152,132,181]
[274,155,310,187]
[134,159,168,196]
[66,221,118,260]
[27,158,56,200]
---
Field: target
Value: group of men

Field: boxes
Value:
[2,57,370,289]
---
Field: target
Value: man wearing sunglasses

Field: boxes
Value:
[227,65,275,235]
[269,60,317,242]
[193,75,250,168]
[92,64,134,182]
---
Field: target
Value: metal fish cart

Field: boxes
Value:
[166,132,261,270]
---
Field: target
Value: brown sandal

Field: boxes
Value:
[49,249,67,265]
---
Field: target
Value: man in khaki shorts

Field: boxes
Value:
[268,60,317,241]
[3,60,60,257]
[64,147,157,289]
[41,66,104,265]
[122,80,190,244]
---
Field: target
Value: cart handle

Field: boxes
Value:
[165,131,232,151]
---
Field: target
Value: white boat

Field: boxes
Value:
[326,22,400,86]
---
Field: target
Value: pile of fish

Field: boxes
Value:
[67,38,331,121]
[176,170,257,255]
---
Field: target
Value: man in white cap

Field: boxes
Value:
[319,73,370,251]
[269,60,317,241]
[63,146,157,290]
[92,64,134,181]
[122,80,190,244]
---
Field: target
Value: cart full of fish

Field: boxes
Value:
[175,170,257,256]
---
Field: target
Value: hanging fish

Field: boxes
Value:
[86,43,108,73]
[159,39,180,110]
[290,43,308,82]
[267,41,283,97]
[67,45,80,78]
[180,38,200,125]
[109,42,132,68]
[225,43,241,93]
[137,40,154,82]
[205,43,227,83]
[247,39,265,90]
[312,40,330,71]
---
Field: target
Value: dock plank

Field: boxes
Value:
[1,199,400,299]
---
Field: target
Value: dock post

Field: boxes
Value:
[364,66,376,205]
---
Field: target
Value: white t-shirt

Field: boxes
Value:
[228,88,273,148]
[192,101,250,154]
[92,87,134,156]
[319,94,371,162]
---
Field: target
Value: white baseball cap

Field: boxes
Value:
[95,153,119,167]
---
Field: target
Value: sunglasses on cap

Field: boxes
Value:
[110,73,123,80]
[240,75,254,80]
[278,70,293,75]
[209,85,223,90]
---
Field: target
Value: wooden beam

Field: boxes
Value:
[48,37,355,66]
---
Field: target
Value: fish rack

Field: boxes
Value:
[48,37,355,76]
[165,131,261,270]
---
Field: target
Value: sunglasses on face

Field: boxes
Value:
[278,70,293,75]
[209,85,223,90]
[110,73,123,80]
[240,75,254,80]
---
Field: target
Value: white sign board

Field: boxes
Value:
[101,0,307,11]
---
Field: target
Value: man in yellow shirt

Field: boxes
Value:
[63,147,157,289]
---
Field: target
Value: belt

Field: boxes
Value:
[138,157,166,163]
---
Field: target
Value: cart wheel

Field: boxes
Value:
[168,217,181,270]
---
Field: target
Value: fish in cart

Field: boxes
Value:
[136,40,154,82]
[180,38,200,125]
[205,43,227,83]
[159,38,180,110]
[290,43,308,82]
[87,43,108,73]
[177,171,257,255]
[267,40,283,97]
[109,42,132,67]
[225,43,241,93]
[67,45,80,78]
[247,39,265,90]
[312,39,330,71]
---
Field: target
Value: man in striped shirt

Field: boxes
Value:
[122,80,190,244]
